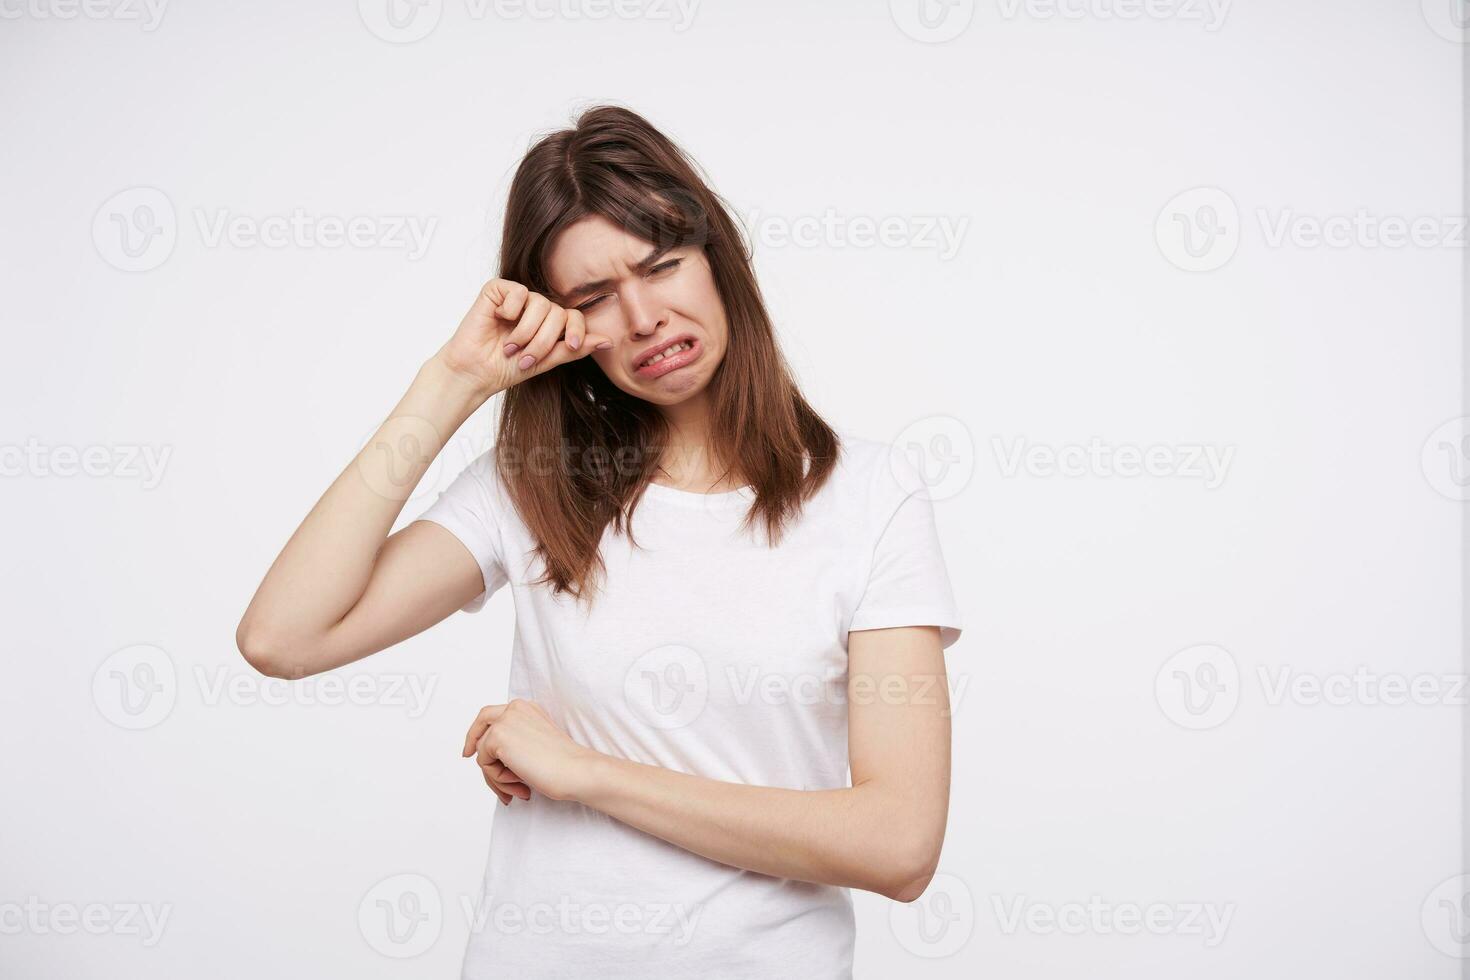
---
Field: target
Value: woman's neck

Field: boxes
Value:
[654,403,741,492]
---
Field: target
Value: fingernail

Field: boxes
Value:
[595,341,613,350]
[567,337,580,350]
[504,343,519,355]
[518,354,535,370]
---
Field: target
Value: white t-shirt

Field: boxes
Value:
[414,429,963,980]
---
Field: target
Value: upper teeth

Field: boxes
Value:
[641,341,691,367]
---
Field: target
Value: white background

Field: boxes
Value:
[1,1,1464,977]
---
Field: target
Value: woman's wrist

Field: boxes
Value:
[569,747,621,807]
[416,353,498,413]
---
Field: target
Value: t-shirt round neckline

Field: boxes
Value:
[641,479,755,509]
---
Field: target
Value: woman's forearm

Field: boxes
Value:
[570,753,942,902]
[236,355,490,675]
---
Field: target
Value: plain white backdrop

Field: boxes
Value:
[1,1,1465,977]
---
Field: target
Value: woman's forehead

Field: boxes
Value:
[546,215,656,292]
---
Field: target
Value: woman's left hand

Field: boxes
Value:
[461,699,599,803]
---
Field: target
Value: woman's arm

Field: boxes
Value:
[236,278,606,680]
[466,624,952,902]
[235,355,491,679]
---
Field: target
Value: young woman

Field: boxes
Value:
[237,105,963,979]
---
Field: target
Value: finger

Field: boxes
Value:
[462,704,508,757]
[503,293,552,353]
[527,329,618,377]
[494,280,530,321]
[491,778,523,804]
[562,308,587,352]
[484,759,522,784]
[493,772,531,800]
[475,733,502,769]
[462,278,508,328]
[513,304,567,372]
[480,763,530,802]
[480,769,511,805]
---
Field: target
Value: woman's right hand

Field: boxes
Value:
[433,278,616,397]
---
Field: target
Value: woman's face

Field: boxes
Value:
[545,213,728,407]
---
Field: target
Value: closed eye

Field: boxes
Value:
[575,259,682,312]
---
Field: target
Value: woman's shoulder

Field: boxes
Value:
[436,444,514,516]
[454,446,503,488]
[826,427,930,510]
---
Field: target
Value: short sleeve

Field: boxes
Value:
[412,450,510,613]
[848,460,964,650]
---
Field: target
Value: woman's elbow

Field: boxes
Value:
[860,820,942,903]
[879,843,941,903]
[235,621,309,679]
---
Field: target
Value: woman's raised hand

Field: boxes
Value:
[434,278,616,397]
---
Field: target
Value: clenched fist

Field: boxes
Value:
[434,278,617,398]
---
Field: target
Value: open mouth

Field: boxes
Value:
[635,337,700,378]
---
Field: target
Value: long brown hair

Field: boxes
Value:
[492,104,839,602]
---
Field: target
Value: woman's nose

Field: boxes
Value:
[620,282,668,337]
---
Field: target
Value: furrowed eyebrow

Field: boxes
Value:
[554,242,678,304]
